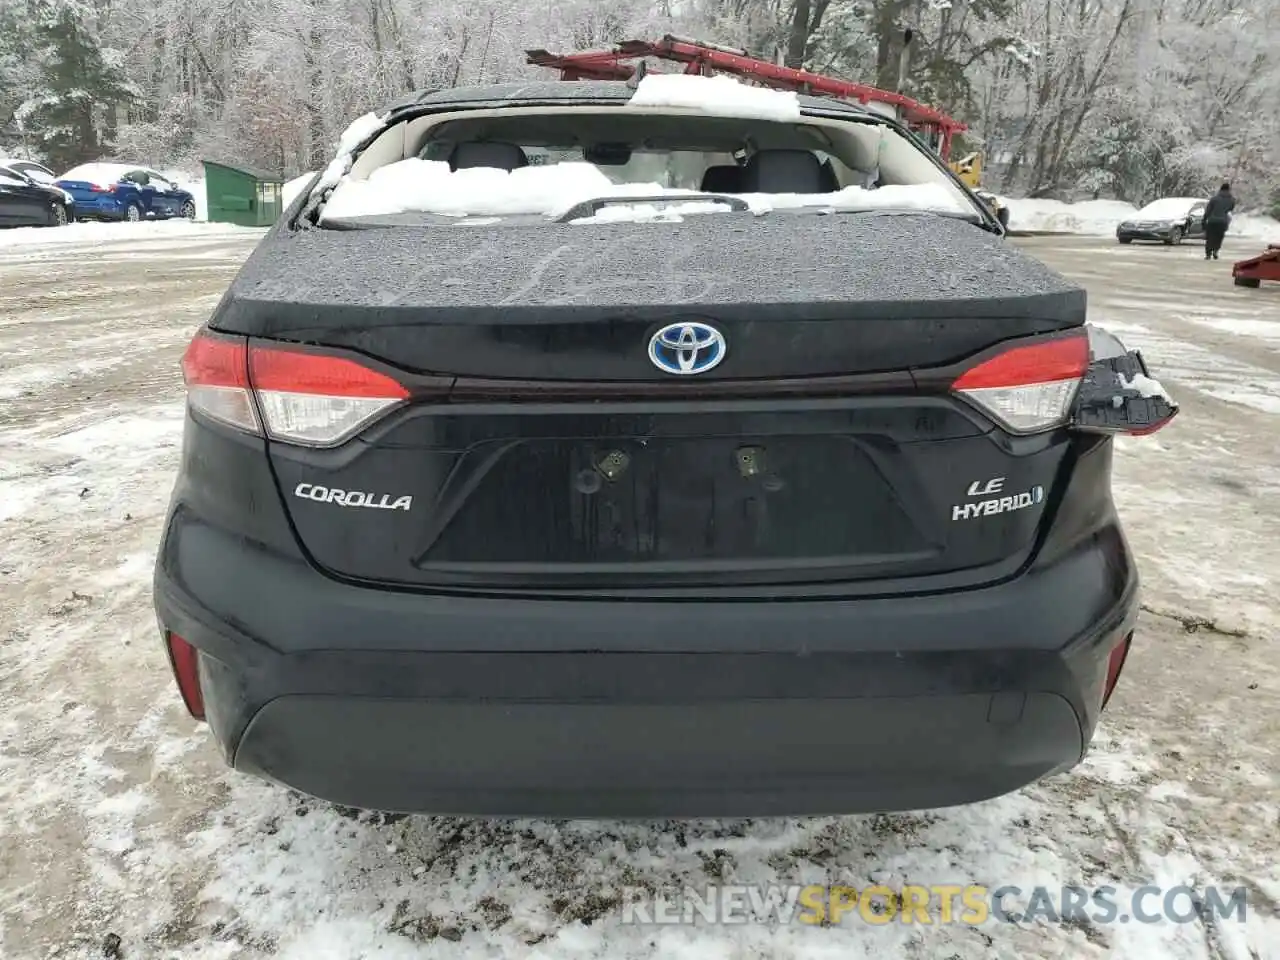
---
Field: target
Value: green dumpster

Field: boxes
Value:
[202,160,285,226]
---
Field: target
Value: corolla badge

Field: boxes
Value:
[648,322,727,375]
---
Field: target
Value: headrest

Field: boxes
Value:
[700,165,744,193]
[449,142,529,171]
[742,149,826,194]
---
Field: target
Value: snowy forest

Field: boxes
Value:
[0,0,1277,210]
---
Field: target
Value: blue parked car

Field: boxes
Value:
[56,163,197,222]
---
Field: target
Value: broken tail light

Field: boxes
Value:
[952,327,1178,437]
[181,330,410,447]
[1071,327,1178,436]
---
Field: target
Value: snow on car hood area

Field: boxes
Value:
[319,158,970,223]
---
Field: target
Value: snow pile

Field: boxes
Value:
[570,199,746,224]
[1001,197,1140,234]
[323,158,970,222]
[627,73,802,121]
[747,182,967,215]
[322,158,694,220]
[313,112,389,198]
[283,172,316,208]
[1231,212,1280,242]
[1001,195,1280,240]
[336,111,385,156]
[1119,371,1174,402]
[575,183,968,223]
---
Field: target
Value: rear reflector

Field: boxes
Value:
[180,329,410,447]
[165,632,205,720]
[952,334,1089,433]
[1100,632,1132,710]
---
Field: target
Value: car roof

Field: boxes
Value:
[0,156,51,168]
[382,79,876,120]
[0,163,56,188]
[59,161,146,180]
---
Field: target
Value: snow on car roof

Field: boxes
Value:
[59,162,144,182]
[1135,197,1204,218]
[626,73,802,122]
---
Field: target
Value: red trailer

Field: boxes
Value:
[526,34,968,161]
[1232,244,1280,288]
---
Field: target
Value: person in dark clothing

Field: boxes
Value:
[1202,183,1236,260]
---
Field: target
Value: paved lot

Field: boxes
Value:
[0,229,1277,960]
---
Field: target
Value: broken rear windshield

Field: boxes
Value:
[317,109,979,225]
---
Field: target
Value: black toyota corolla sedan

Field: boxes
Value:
[153,80,1177,818]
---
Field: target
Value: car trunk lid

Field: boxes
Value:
[214,215,1086,594]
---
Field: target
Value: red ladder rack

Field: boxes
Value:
[526,34,966,160]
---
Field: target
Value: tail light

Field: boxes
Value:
[181,329,409,447]
[250,345,410,446]
[952,333,1089,433]
[165,632,205,720]
[90,183,114,192]
[1100,632,1132,710]
[181,331,260,433]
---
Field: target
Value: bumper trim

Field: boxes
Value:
[234,691,1084,818]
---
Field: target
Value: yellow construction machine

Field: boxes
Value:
[949,152,1010,228]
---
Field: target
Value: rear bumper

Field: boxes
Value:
[72,195,127,220]
[234,692,1085,818]
[154,506,1139,817]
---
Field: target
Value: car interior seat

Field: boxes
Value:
[817,159,840,193]
[741,149,826,193]
[448,142,529,172]
[700,165,745,193]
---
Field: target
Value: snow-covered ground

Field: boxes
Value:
[1003,197,1280,242]
[0,217,264,249]
[0,232,1278,960]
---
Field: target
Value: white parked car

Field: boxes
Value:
[1116,197,1207,245]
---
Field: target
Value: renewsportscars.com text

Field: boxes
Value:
[620,883,1248,927]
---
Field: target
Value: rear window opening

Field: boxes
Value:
[317,107,979,226]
